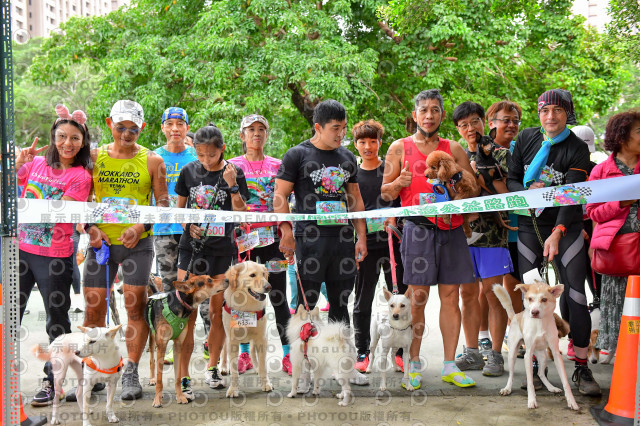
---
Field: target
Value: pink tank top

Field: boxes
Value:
[399,137,463,230]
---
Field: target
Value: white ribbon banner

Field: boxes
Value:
[15,174,640,224]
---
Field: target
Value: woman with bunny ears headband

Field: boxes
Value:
[17,104,93,407]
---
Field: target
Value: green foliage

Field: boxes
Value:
[607,0,640,63]
[25,0,629,158]
[14,38,104,149]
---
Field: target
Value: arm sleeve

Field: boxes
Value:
[175,163,190,197]
[275,148,299,183]
[235,166,250,201]
[556,143,591,227]
[507,133,526,192]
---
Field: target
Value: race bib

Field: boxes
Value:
[230,309,257,328]
[201,223,225,237]
[266,260,289,273]
[236,231,260,253]
[366,217,385,234]
[316,201,348,225]
[256,226,275,247]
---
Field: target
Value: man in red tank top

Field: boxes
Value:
[382,89,478,390]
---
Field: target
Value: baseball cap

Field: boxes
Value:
[537,89,577,125]
[572,125,596,153]
[110,100,144,128]
[240,114,269,131]
[162,107,189,124]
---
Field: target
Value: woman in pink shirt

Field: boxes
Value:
[17,105,92,406]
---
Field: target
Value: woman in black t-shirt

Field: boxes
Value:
[174,124,249,391]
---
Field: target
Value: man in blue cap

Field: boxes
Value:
[153,107,198,396]
[507,89,601,396]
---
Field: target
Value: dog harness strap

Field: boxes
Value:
[300,322,318,362]
[222,301,266,320]
[175,290,193,311]
[448,171,463,193]
[82,356,124,375]
[162,298,190,340]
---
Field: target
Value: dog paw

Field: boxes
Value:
[220,368,229,376]
[365,367,372,374]
[176,394,189,404]
[148,379,156,386]
[226,387,239,398]
[152,395,163,408]
[401,378,414,392]
[568,399,579,411]
[107,414,119,423]
[528,398,538,409]
[499,388,512,396]
[548,386,562,394]
[51,417,60,425]
[262,381,273,392]
[335,391,343,399]
[338,400,348,407]
[395,366,402,372]
[379,385,387,392]
[287,392,296,398]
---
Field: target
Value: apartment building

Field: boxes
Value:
[572,0,611,32]
[11,0,129,43]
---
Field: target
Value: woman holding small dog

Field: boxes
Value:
[587,110,640,359]
[229,114,293,375]
[175,123,249,392]
[17,105,92,406]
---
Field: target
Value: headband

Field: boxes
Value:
[55,104,87,126]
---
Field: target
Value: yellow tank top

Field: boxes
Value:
[93,145,152,244]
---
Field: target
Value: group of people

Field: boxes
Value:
[16,88,640,406]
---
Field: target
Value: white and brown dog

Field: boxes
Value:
[366,288,413,391]
[493,282,579,410]
[222,261,273,398]
[33,325,123,426]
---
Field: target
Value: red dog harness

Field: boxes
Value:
[222,301,266,320]
[300,322,318,362]
[82,356,123,375]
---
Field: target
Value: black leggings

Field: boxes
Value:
[297,278,354,326]
[517,228,590,348]
[353,243,406,354]
[249,242,290,346]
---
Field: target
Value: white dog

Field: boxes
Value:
[33,325,123,426]
[286,306,358,406]
[366,287,413,391]
[493,283,579,410]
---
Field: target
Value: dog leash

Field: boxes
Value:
[94,243,111,325]
[292,254,318,363]
[529,209,561,286]
[387,226,401,294]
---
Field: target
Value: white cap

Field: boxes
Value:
[572,125,596,153]
[110,100,144,128]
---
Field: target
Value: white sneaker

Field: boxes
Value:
[349,370,369,386]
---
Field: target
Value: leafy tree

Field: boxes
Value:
[607,0,640,63]
[14,38,103,149]
[28,0,628,157]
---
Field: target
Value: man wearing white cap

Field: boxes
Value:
[83,100,170,400]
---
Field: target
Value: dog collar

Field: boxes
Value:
[222,301,265,320]
[175,289,193,312]
[390,324,412,331]
[449,171,463,193]
[82,356,123,375]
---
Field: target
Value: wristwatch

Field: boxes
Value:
[229,185,240,194]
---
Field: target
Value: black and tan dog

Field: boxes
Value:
[145,274,228,407]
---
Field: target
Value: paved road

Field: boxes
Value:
[20,268,611,425]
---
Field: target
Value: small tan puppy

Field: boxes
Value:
[494,282,578,410]
[222,261,273,398]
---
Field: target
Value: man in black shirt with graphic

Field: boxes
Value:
[275,100,368,330]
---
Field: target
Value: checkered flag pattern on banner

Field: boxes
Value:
[542,185,593,202]
[91,205,140,224]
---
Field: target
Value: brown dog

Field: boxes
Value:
[222,261,273,398]
[145,274,228,407]
[425,150,479,236]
